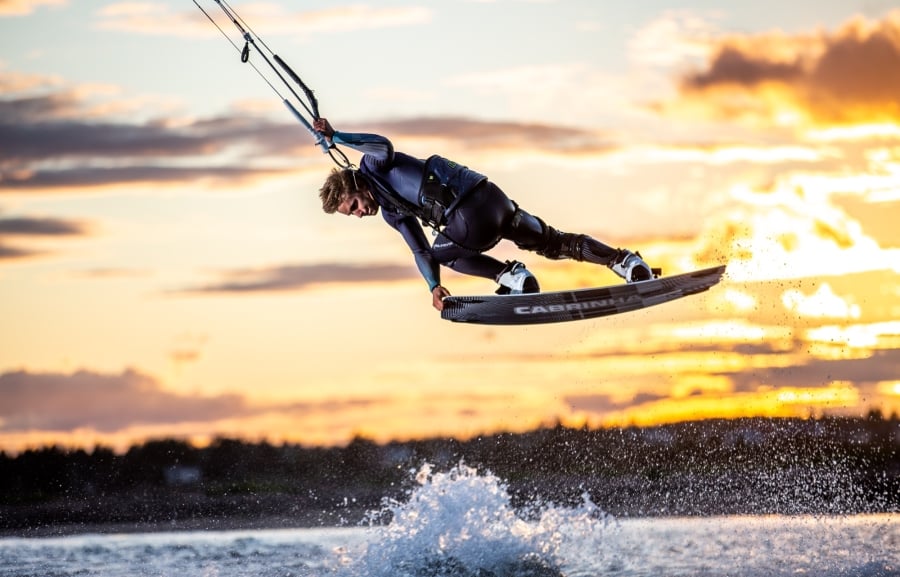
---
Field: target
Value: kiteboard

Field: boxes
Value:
[441,264,726,325]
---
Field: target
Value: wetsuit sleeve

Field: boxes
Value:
[334,130,438,288]
[382,210,441,291]
[332,131,394,165]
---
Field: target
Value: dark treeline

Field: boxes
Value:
[1,415,897,535]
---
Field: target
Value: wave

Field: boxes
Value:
[339,462,612,577]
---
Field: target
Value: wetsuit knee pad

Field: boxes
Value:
[537,226,586,261]
[507,208,551,252]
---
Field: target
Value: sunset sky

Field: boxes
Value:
[2,0,898,454]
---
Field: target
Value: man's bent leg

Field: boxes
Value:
[505,208,616,263]
[440,192,539,293]
[448,254,508,280]
[505,208,653,282]
[436,242,539,293]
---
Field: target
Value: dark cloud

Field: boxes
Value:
[2,119,211,161]
[0,368,380,433]
[0,91,311,192]
[357,116,614,154]
[808,20,900,115]
[0,369,251,432]
[0,94,294,160]
[0,165,289,191]
[676,12,900,123]
[683,46,803,90]
[0,243,34,259]
[0,216,88,235]
[723,349,900,393]
[1,116,607,193]
[565,391,668,413]
[181,262,417,293]
[0,215,90,261]
[0,92,68,123]
[1,68,616,194]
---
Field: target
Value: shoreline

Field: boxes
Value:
[0,508,372,539]
[4,511,898,540]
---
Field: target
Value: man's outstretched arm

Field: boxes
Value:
[314,118,393,162]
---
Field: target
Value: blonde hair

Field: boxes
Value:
[319,168,359,214]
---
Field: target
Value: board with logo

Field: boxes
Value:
[440,265,726,325]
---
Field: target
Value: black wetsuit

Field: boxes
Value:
[332,130,542,290]
[331,130,618,291]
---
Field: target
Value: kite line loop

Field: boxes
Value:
[192,0,354,169]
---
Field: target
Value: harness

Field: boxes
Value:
[359,154,471,236]
[419,158,460,229]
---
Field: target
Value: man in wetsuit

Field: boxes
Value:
[314,118,653,312]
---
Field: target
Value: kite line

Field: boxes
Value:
[192,0,353,169]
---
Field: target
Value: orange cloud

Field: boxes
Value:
[692,176,897,282]
[0,0,64,17]
[665,11,900,127]
[0,67,60,92]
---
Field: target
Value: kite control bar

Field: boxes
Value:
[192,0,352,169]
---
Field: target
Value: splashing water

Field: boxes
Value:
[2,459,896,577]
[339,462,611,577]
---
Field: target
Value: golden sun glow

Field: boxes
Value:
[1,5,899,452]
[602,383,862,428]
[782,284,861,320]
[807,122,900,142]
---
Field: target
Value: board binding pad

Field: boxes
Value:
[441,264,726,325]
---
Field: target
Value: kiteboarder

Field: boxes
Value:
[314,118,654,312]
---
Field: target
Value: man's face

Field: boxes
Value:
[337,188,379,218]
